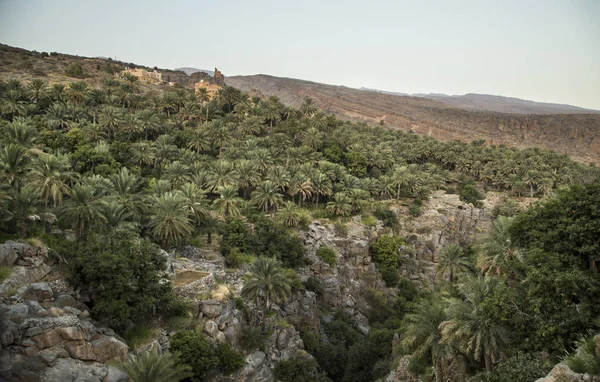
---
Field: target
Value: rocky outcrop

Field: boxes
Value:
[0,242,54,295]
[0,242,128,382]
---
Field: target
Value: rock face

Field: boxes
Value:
[0,242,128,382]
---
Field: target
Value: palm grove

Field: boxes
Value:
[0,68,599,381]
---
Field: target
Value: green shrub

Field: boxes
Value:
[370,235,405,269]
[170,330,218,379]
[379,266,399,288]
[0,266,11,282]
[475,352,550,382]
[282,268,304,293]
[492,198,522,217]
[334,221,348,237]
[215,342,244,374]
[374,208,400,231]
[224,248,253,268]
[274,355,327,382]
[563,335,600,375]
[241,326,268,352]
[408,199,423,216]
[64,63,85,78]
[317,246,337,267]
[68,233,176,333]
[459,183,485,208]
[303,276,323,297]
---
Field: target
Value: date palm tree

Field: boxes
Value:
[277,201,301,227]
[27,79,47,104]
[288,177,313,207]
[311,172,332,207]
[326,192,352,217]
[178,182,209,227]
[113,347,192,382]
[5,186,40,237]
[242,257,291,332]
[401,299,452,382]
[435,244,473,283]
[106,167,146,220]
[234,159,261,198]
[147,191,194,245]
[0,144,30,190]
[476,216,523,276]
[251,181,283,213]
[440,275,510,372]
[212,185,244,218]
[31,153,75,208]
[5,117,38,146]
[59,184,106,241]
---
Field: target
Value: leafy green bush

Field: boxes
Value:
[317,246,337,267]
[303,276,323,297]
[379,266,400,288]
[220,217,306,268]
[408,199,423,217]
[215,342,245,374]
[374,208,400,231]
[64,63,85,78]
[224,248,253,268]
[274,355,328,382]
[370,235,405,269]
[241,326,268,352]
[68,233,177,333]
[170,331,218,379]
[475,352,550,382]
[459,183,485,208]
[170,330,243,378]
[492,198,522,217]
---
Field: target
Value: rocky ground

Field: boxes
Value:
[1,191,562,382]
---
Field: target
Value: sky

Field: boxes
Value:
[1,0,599,110]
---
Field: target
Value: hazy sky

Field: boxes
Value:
[1,0,599,109]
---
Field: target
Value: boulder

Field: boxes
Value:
[17,282,54,302]
[0,241,33,266]
[200,299,222,318]
[203,320,220,339]
[224,320,242,347]
[64,340,96,361]
[247,351,266,368]
[40,358,126,382]
[55,326,86,341]
[0,319,20,347]
[32,329,62,349]
[2,302,29,324]
[53,294,77,309]
[90,336,128,362]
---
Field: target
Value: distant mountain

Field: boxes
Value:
[174,67,214,76]
[227,74,600,163]
[360,88,600,115]
[421,93,600,115]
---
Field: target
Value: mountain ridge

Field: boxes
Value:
[226,74,600,163]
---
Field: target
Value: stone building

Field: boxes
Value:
[117,68,163,83]
[194,80,221,99]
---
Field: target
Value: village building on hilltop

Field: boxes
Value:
[194,67,224,99]
[116,68,163,83]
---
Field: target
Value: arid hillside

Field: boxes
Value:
[227,75,600,163]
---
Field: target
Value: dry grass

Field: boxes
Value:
[173,270,209,287]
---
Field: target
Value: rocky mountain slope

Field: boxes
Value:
[360,89,600,115]
[0,190,503,381]
[227,75,600,163]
